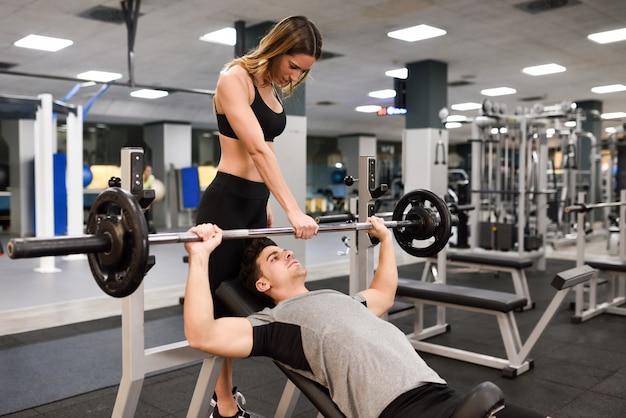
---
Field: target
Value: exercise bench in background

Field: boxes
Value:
[422,249,535,311]
[567,190,626,323]
[397,264,597,378]
[575,258,626,323]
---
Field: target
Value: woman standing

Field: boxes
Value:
[195,16,322,418]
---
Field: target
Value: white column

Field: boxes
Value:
[144,122,192,228]
[271,115,307,264]
[65,106,85,260]
[34,94,60,273]
[402,128,448,196]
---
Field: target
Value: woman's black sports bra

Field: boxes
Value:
[216,85,286,142]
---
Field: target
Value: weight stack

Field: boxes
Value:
[478,222,515,251]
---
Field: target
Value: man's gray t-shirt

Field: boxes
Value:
[246,289,446,418]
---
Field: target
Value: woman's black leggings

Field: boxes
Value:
[196,171,269,318]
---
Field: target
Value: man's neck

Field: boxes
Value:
[273,286,309,304]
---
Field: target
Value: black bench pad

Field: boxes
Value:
[584,258,626,273]
[447,252,533,269]
[397,278,528,312]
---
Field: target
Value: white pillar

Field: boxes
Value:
[65,106,85,260]
[34,94,60,273]
[402,128,448,196]
[271,115,307,264]
[144,122,192,228]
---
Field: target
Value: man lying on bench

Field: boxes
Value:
[183,217,545,418]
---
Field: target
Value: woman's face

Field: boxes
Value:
[274,53,316,86]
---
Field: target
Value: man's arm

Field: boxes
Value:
[358,216,398,317]
[183,224,254,358]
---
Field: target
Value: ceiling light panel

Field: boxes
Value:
[130,89,169,99]
[451,102,482,111]
[200,27,236,45]
[356,105,382,113]
[385,68,408,79]
[368,89,396,99]
[387,24,446,42]
[77,71,123,82]
[522,63,566,76]
[588,27,626,44]
[481,87,517,97]
[591,84,626,94]
[14,34,73,52]
[601,112,626,119]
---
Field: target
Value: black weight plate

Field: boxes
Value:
[86,187,149,297]
[392,189,452,257]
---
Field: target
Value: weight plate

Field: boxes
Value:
[392,189,452,258]
[86,187,149,297]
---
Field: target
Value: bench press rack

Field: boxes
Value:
[111,148,222,417]
[396,264,597,378]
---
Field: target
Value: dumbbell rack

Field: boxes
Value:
[112,147,222,418]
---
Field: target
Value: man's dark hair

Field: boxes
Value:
[239,237,277,305]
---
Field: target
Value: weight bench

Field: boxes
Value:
[422,251,535,311]
[397,264,597,378]
[573,258,626,323]
[215,278,505,418]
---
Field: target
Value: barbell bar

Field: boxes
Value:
[7,187,453,298]
[564,201,626,214]
[8,220,420,259]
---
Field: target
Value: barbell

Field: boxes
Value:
[7,187,453,298]
[564,200,626,213]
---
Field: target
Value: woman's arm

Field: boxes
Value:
[216,69,318,239]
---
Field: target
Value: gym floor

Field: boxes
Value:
[0,228,625,417]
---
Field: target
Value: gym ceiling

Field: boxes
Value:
[0,0,625,143]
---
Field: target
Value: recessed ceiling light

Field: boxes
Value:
[130,89,169,99]
[14,34,73,52]
[522,63,566,76]
[368,89,396,99]
[591,84,626,94]
[387,24,446,42]
[77,71,123,83]
[355,105,382,113]
[481,87,517,97]
[445,122,462,129]
[446,115,467,122]
[451,102,482,111]
[385,68,408,79]
[601,111,626,119]
[588,27,626,44]
[200,27,236,45]
[564,121,577,128]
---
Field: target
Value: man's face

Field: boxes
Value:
[256,245,306,292]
